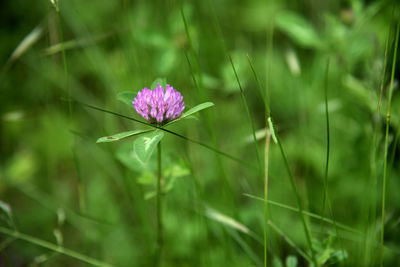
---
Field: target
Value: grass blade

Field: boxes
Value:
[205,205,250,234]
[364,20,391,265]
[264,131,271,267]
[273,129,318,266]
[268,220,312,263]
[229,55,262,171]
[247,53,318,266]
[75,100,256,169]
[246,54,270,116]
[380,16,400,267]
[243,193,360,234]
[9,25,43,63]
[0,226,114,267]
[320,59,345,260]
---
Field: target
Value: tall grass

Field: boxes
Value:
[379,17,399,267]
[264,132,271,267]
[0,226,113,267]
[1,1,399,266]
[247,55,318,267]
[319,59,344,260]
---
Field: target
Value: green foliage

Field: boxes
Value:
[1,0,399,266]
[139,160,190,199]
[275,11,321,48]
[313,236,348,266]
[117,91,137,106]
[96,129,151,143]
[165,102,214,126]
[133,130,164,163]
[150,77,167,89]
[285,255,298,267]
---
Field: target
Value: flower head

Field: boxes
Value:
[133,83,185,124]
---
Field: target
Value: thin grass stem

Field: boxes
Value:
[268,220,312,263]
[75,100,257,169]
[319,60,345,259]
[264,131,271,267]
[0,226,114,267]
[180,5,235,204]
[229,55,262,170]
[247,54,270,116]
[180,3,202,99]
[379,16,400,267]
[53,2,71,116]
[243,193,361,234]
[274,132,319,267]
[320,59,331,235]
[247,53,318,266]
[364,17,391,266]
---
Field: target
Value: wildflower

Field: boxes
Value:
[133,83,185,124]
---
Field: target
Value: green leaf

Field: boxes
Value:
[144,191,157,200]
[137,171,155,185]
[275,11,321,48]
[317,247,335,265]
[0,201,14,227]
[164,162,190,179]
[285,255,298,267]
[116,143,155,172]
[273,257,283,267]
[165,102,214,126]
[133,130,164,163]
[117,91,137,106]
[150,78,167,90]
[97,129,151,143]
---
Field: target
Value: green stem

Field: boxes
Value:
[380,18,399,267]
[0,226,113,267]
[54,2,71,116]
[156,141,163,265]
[229,55,262,171]
[264,131,271,267]
[320,59,331,235]
[320,60,344,258]
[247,50,317,266]
[247,54,270,117]
[268,221,312,263]
[77,101,256,169]
[274,127,319,267]
[243,193,360,234]
[73,147,86,214]
[364,26,390,265]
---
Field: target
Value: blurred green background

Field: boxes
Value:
[1,0,400,266]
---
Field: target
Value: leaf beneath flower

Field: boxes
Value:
[117,91,137,107]
[165,102,214,126]
[150,78,167,90]
[133,130,164,163]
[97,129,151,143]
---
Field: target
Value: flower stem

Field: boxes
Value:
[264,130,271,267]
[156,141,163,266]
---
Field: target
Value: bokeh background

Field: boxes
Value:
[1,0,400,266]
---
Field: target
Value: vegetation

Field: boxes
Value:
[1,0,399,266]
